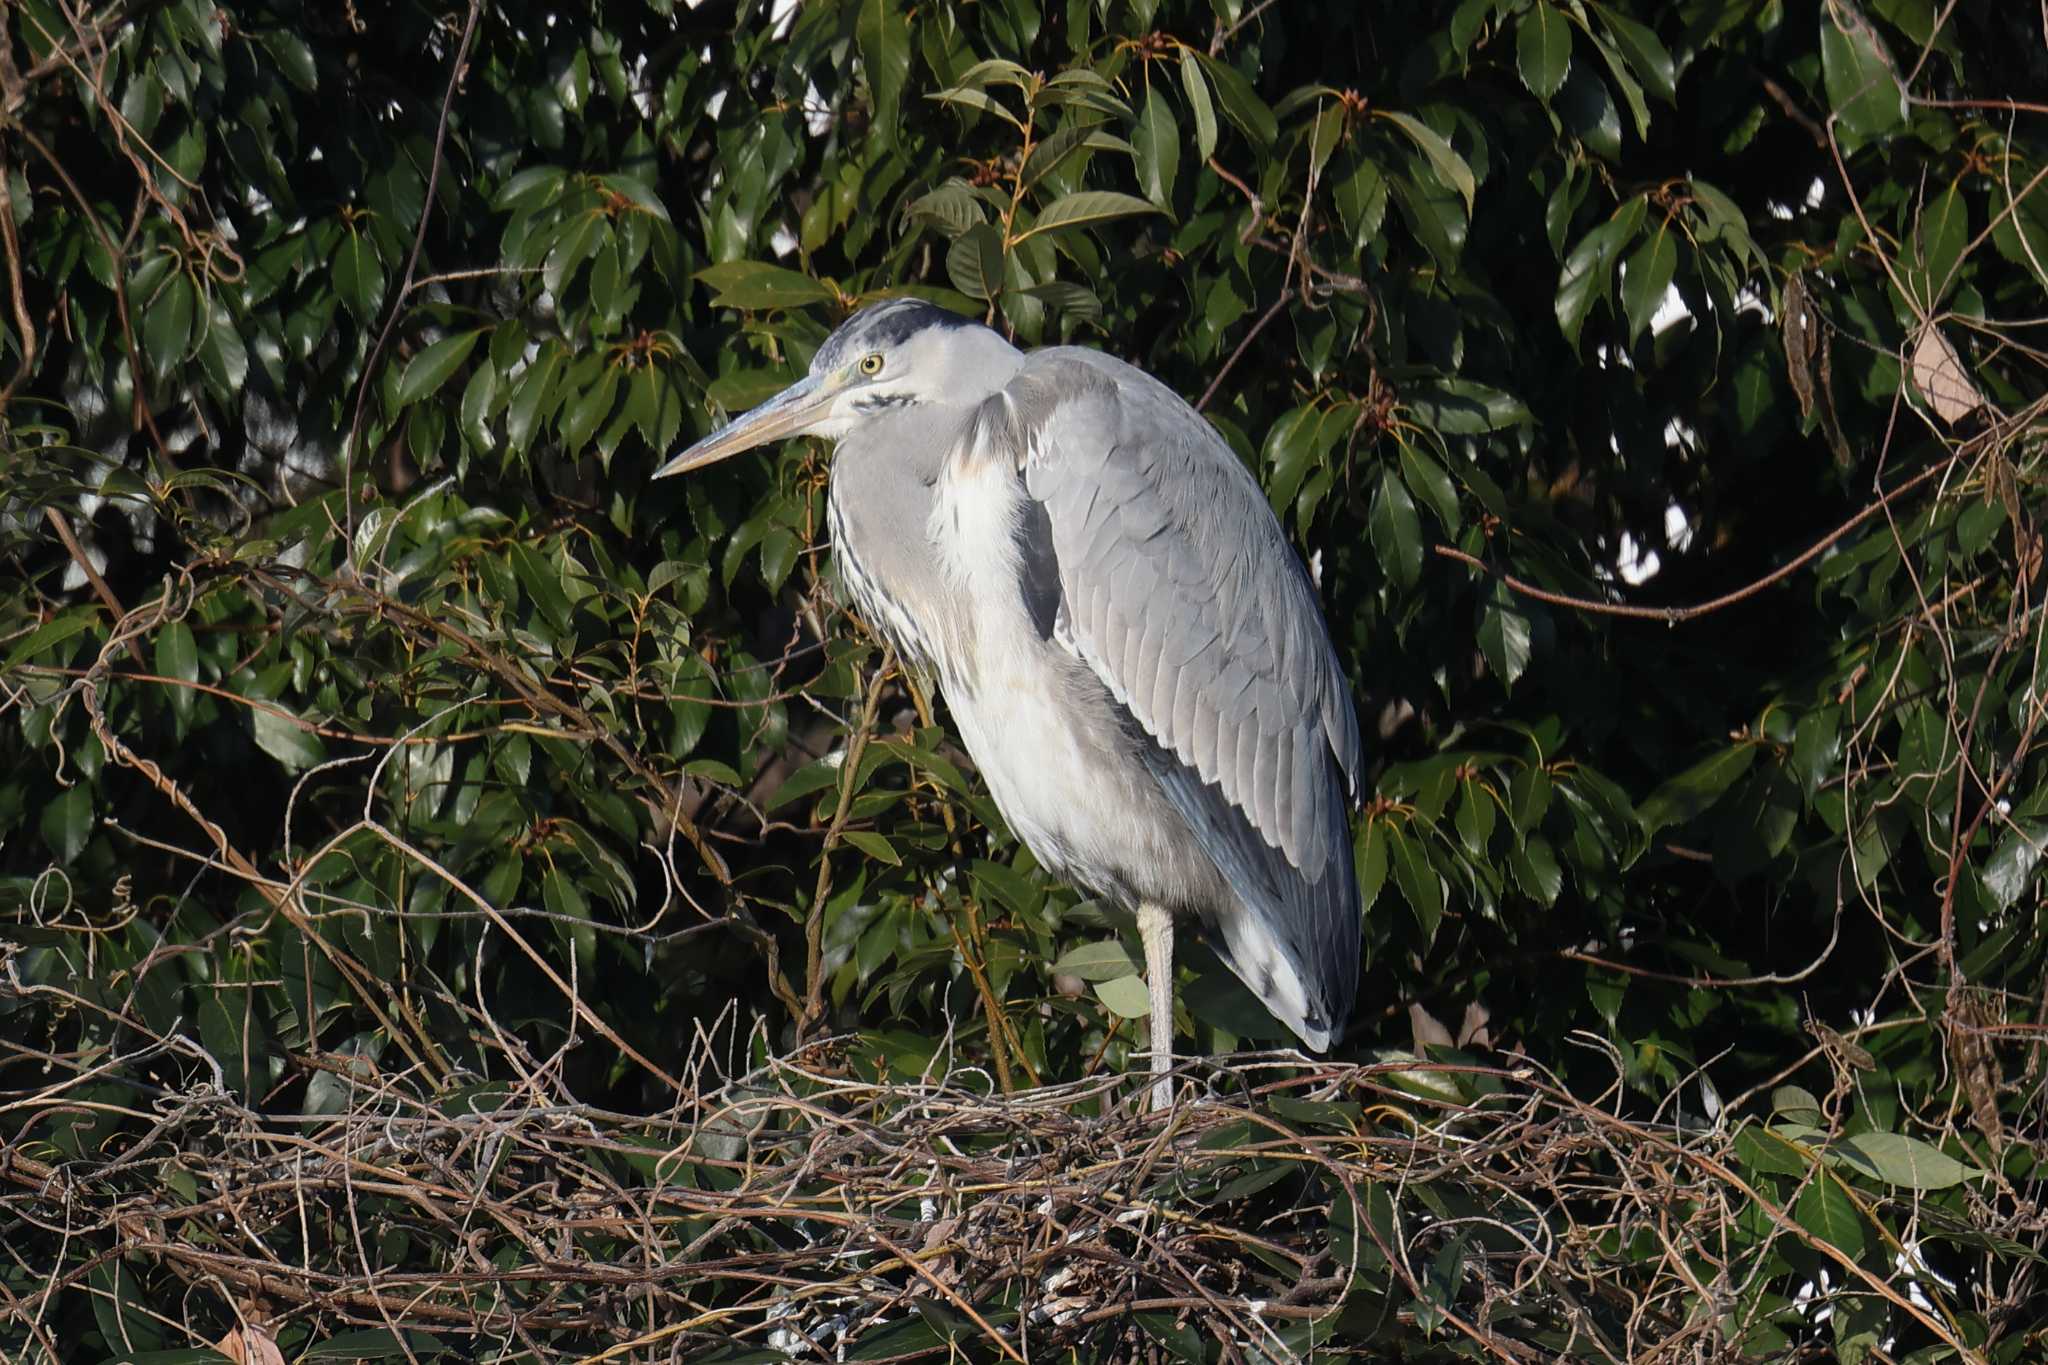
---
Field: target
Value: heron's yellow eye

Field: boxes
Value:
[858,353,884,376]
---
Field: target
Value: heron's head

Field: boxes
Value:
[654,299,1018,478]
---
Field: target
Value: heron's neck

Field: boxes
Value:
[826,402,977,669]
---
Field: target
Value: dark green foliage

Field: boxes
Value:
[2,0,2044,1358]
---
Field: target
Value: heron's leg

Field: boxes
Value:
[1136,902,1175,1112]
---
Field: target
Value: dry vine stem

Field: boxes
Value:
[1,1008,2006,1362]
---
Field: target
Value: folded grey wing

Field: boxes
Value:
[995,350,1363,1040]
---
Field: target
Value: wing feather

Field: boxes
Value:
[1000,350,1364,1039]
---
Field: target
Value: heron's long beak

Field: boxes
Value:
[653,372,837,478]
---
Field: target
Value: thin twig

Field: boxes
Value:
[343,0,483,558]
[1436,457,1950,622]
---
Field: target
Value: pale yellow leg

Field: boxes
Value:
[1136,903,1175,1112]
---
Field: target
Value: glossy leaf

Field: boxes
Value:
[1478,581,1532,690]
[1051,939,1140,981]
[946,225,1004,300]
[1833,1131,1984,1191]
[333,231,387,322]
[1368,465,1423,588]
[1020,191,1161,239]
[1179,48,1218,162]
[1820,3,1906,139]
[1377,110,1476,214]
[1517,3,1572,99]
[1620,225,1678,341]
[1194,51,1277,148]
[1135,89,1180,207]
[41,784,92,863]
[1637,746,1757,834]
[395,330,483,407]
[1094,972,1152,1018]
[857,0,912,144]
[695,261,833,309]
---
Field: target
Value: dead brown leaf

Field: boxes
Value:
[214,1326,287,1365]
[1910,320,1985,424]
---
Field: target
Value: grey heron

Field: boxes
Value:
[656,299,1363,1109]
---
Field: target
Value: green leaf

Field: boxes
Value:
[1773,1084,1824,1126]
[1509,764,1553,835]
[1591,3,1677,103]
[1020,191,1161,240]
[599,173,670,223]
[1584,25,1651,139]
[1796,1170,1869,1261]
[1392,170,1468,269]
[1094,972,1152,1018]
[1820,4,1905,140]
[1991,184,2048,288]
[1517,3,1572,99]
[1179,49,1218,162]
[1555,218,1629,345]
[1334,153,1390,249]
[509,541,574,635]
[142,273,197,369]
[906,182,985,238]
[88,1260,162,1355]
[298,1329,447,1360]
[1376,110,1475,215]
[1454,777,1495,857]
[1357,817,1389,911]
[1194,52,1277,149]
[856,0,911,144]
[767,758,843,811]
[1262,404,1322,514]
[1832,1294,1886,1365]
[1620,225,1678,341]
[251,703,328,772]
[1400,444,1460,532]
[841,830,901,866]
[695,261,832,309]
[1736,1122,1817,1176]
[1406,378,1531,434]
[1508,834,1563,906]
[1790,706,1841,797]
[1832,1131,1983,1191]
[333,230,387,322]
[1051,939,1139,982]
[41,784,93,863]
[1912,186,1968,308]
[506,342,566,455]
[395,329,483,407]
[543,212,602,299]
[5,606,102,671]
[157,619,199,724]
[1556,66,1622,160]
[560,365,620,452]
[1134,1309,1207,1363]
[1478,581,1533,689]
[946,223,1005,300]
[197,300,249,396]
[261,30,318,90]
[1983,821,2045,910]
[1388,824,1443,946]
[1638,745,1756,834]
[1135,89,1180,207]
[1368,466,1423,588]
[460,360,500,450]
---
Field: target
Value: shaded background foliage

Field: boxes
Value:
[3,0,2045,1358]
